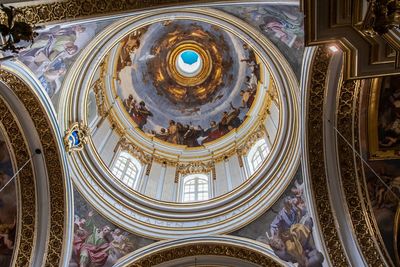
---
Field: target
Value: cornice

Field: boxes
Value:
[0,69,67,266]
[0,92,36,267]
[115,236,285,267]
[128,243,282,267]
[305,46,349,266]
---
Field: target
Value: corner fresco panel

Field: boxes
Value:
[218,4,304,79]
[231,170,325,267]
[70,189,155,267]
[18,19,115,106]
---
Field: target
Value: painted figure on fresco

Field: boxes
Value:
[378,76,400,153]
[71,211,135,267]
[117,28,148,72]
[259,16,303,49]
[116,21,261,147]
[122,94,246,147]
[19,23,97,98]
[262,181,324,267]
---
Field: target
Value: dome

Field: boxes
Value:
[59,8,299,239]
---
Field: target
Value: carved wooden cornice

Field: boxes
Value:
[303,0,400,78]
[0,0,231,25]
[306,46,349,266]
[0,69,66,266]
[306,46,393,266]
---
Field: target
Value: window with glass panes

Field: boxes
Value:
[112,152,141,189]
[248,139,269,173]
[182,174,209,202]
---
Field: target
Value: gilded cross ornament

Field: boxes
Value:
[64,122,89,153]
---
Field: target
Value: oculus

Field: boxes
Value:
[176,50,202,77]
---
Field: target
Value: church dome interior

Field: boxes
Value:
[0,1,399,267]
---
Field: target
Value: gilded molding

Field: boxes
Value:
[236,124,267,155]
[0,96,35,266]
[93,78,108,118]
[0,69,65,266]
[306,46,349,266]
[64,121,90,153]
[93,59,109,118]
[0,0,232,25]
[337,80,391,265]
[118,137,151,164]
[176,161,214,178]
[127,243,283,267]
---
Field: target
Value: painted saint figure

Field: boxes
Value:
[73,211,112,267]
[265,182,324,267]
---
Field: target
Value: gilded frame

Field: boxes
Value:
[368,77,400,160]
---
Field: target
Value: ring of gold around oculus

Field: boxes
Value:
[167,41,212,87]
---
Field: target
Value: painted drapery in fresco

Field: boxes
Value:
[18,20,115,106]
[231,170,324,267]
[69,190,155,267]
[219,4,304,80]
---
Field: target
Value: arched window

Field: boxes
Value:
[111,151,142,189]
[181,174,210,202]
[247,139,269,174]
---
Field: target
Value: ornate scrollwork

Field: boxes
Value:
[0,92,35,267]
[118,137,151,164]
[306,46,349,266]
[337,80,390,266]
[64,122,90,153]
[93,78,107,118]
[175,161,214,181]
[92,59,109,118]
[0,0,229,25]
[237,124,267,155]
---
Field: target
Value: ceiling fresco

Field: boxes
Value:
[18,19,115,104]
[219,4,304,79]
[70,190,155,267]
[231,170,325,267]
[115,20,262,147]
